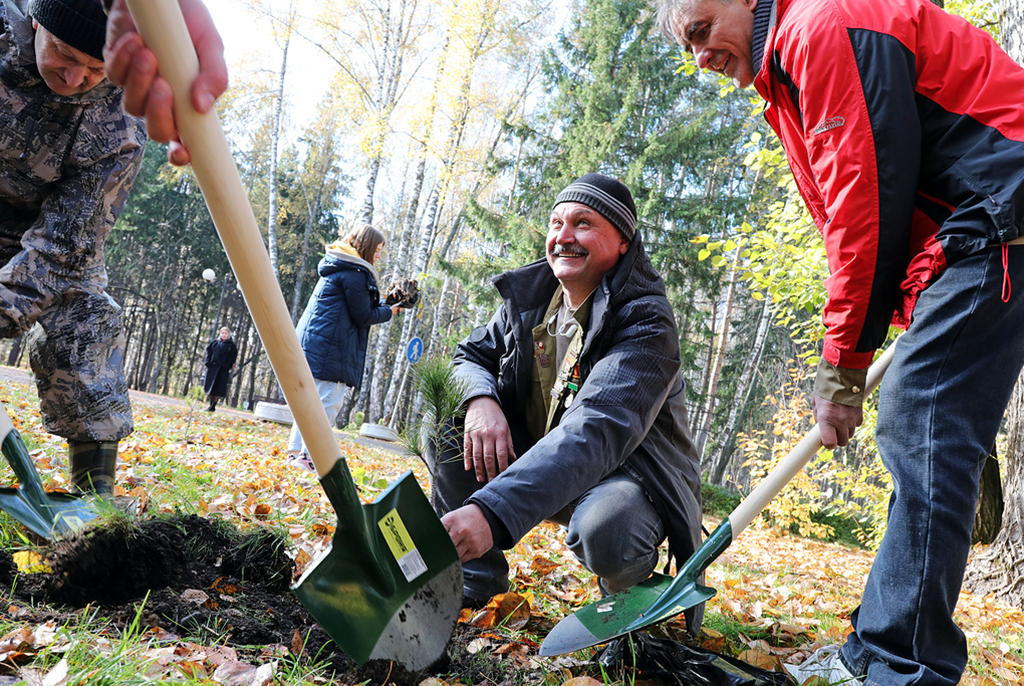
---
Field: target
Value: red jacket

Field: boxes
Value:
[754,0,1024,371]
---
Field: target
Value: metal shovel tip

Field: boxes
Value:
[539,573,675,656]
[292,467,463,671]
[1,422,99,540]
[293,545,462,671]
[367,560,463,667]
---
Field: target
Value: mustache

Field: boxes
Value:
[550,244,589,257]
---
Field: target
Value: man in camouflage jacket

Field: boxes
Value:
[0,0,146,495]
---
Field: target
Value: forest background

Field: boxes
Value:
[1,0,1020,597]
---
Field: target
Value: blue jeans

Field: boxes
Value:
[841,246,1024,685]
[287,378,349,453]
[430,434,664,601]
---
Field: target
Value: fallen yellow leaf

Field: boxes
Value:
[12,551,50,574]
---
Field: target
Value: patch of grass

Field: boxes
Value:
[700,480,741,518]
[791,508,869,549]
[0,510,35,548]
[20,601,196,685]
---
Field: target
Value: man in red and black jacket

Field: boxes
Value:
[656,0,1024,683]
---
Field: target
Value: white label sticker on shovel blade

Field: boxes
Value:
[378,508,428,582]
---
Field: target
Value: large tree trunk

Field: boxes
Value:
[964,383,1024,603]
[5,335,23,367]
[972,451,1003,545]
[962,0,1024,607]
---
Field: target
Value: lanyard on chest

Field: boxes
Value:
[545,332,583,434]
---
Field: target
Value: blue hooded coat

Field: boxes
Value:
[295,245,392,389]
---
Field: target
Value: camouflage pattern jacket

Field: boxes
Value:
[0,0,146,338]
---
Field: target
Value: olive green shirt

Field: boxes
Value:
[524,286,594,441]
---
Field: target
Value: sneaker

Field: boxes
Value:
[785,645,863,685]
[289,453,316,473]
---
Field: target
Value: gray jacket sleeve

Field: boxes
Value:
[469,295,682,547]
[452,305,513,404]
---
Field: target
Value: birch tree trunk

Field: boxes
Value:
[356,0,413,225]
[696,261,738,456]
[266,5,294,277]
[365,21,444,423]
[378,185,440,419]
[709,295,772,484]
[366,154,429,423]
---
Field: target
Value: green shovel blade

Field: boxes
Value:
[539,521,733,656]
[538,573,676,656]
[0,488,95,539]
[293,463,462,670]
[0,424,97,539]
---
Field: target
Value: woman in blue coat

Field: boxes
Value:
[286,224,401,470]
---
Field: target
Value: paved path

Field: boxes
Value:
[0,364,403,455]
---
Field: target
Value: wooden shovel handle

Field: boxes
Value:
[123,0,339,477]
[728,339,898,533]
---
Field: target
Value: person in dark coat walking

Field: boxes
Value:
[286,224,402,470]
[203,326,237,412]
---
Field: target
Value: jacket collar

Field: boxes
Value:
[322,244,381,286]
[750,0,777,79]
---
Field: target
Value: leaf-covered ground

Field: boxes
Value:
[1,369,1023,685]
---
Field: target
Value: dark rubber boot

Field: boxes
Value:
[69,440,118,496]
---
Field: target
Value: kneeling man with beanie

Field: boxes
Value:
[433,173,705,631]
[0,0,146,495]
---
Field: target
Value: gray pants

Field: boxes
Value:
[430,433,664,602]
[0,220,132,443]
[27,291,133,442]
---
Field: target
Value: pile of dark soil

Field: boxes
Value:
[0,545,15,587]
[1,514,508,686]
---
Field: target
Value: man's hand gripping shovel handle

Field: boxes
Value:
[635,338,899,628]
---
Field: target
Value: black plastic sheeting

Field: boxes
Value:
[597,632,790,686]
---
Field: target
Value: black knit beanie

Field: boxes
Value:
[30,0,107,61]
[553,173,638,241]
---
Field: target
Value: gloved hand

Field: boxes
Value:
[384,278,420,308]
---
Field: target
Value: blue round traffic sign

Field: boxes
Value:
[407,337,423,363]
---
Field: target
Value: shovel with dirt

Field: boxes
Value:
[121,0,462,670]
[540,339,898,656]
